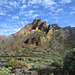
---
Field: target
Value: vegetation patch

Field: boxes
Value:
[64,48,75,73]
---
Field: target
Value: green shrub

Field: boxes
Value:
[0,71,8,75]
[6,60,14,67]
[49,73,54,75]
[9,74,15,75]
[51,60,63,67]
[32,62,39,69]
[64,49,75,73]
[37,58,42,62]
[7,59,28,68]
[28,57,34,61]
[0,68,15,75]
[44,59,53,63]
[36,66,56,71]
[0,68,11,72]
[0,68,11,75]
[23,62,28,68]
[8,67,13,70]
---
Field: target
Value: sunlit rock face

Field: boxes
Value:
[11,19,75,46]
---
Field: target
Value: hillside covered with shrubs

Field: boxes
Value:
[0,19,75,75]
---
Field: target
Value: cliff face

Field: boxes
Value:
[14,19,63,37]
[10,19,74,48]
[14,19,48,36]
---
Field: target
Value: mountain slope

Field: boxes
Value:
[0,19,75,59]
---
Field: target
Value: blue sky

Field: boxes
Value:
[0,0,75,36]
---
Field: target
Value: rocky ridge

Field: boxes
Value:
[14,19,62,36]
[0,19,75,55]
[12,19,74,46]
[12,19,65,46]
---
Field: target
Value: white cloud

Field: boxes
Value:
[9,1,19,7]
[48,12,52,15]
[60,0,72,4]
[28,0,57,8]
[33,6,39,8]
[0,28,20,36]
[21,21,29,26]
[70,7,75,10]
[53,13,58,16]
[28,10,35,14]
[32,14,39,18]
[49,6,58,12]
[6,5,12,9]
[55,20,58,23]
[12,16,19,20]
[63,20,69,23]
[5,5,13,11]
[24,10,36,18]
[21,5,27,10]
[43,0,57,7]
[0,0,8,5]
[43,19,48,22]
[20,5,32,15]
[19,10,35,16]
[19,9,39,19]
[0,23,21,36]
[13,28,21,32]
[19,11,26,15]
[52,16,61,20]
[21,21,25,25]
[55,8,63,12]
[0,12,5,15]
[21,0,26,4]
[70,12,75,14]
[0,10,6,16]
[8,14,12,17]
[69,24,75,27]
[28,0,42,5]
[24,21,29,24]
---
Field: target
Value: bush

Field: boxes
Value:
[8,67,13,70]
[49,73,54,75]
[12,60,23,67]
[0,68,11,75]
[0,68,11,72]
[0,68,15,75]
[7,59,28,68]
[0,71,8,75]
[6,60,13,67]
[64,49,75,73]
[32,62,39,69]
[28,57,34,61]
[23,62,28,68]
[51,60,63,67]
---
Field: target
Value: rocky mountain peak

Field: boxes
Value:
[31,19,47,32]
[33,19,37,23]
[32,19,42,25]
[43,21,47,26]
[14,19,75,38]
[48,24,52,30]
[51,24,60,30]
[15,19,63,37]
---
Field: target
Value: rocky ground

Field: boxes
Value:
[0,60,74,75]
